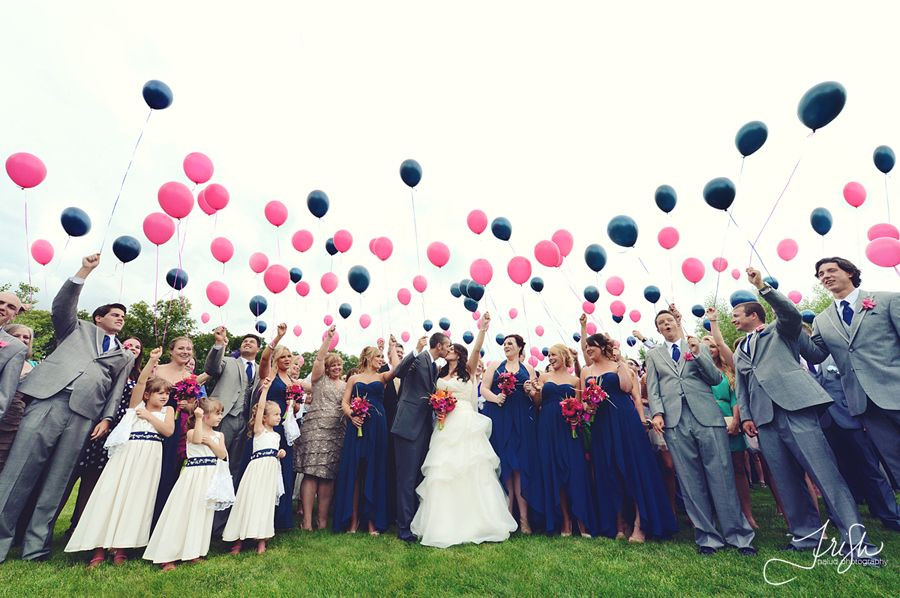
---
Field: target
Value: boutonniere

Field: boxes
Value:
[861,297,876,311]
[683,352,695,362]
[0,341,7,349]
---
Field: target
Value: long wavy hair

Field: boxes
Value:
[247,400,281,437]
[358,346,380,371]
[439,343,470,382]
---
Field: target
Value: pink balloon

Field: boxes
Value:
[295,281,310,297]
[263,264,290,294]
[551,229,574,258]
[535,325,544,337]
[183,152,214,184]
[401,331,411,343]
[843,181,866,208]
[712,257,728,273]
[292,229,314,252]
[867,223,900,241]
[321,272,338,294]
[427,242,450,268]
[324,315,334,326]
[657,226,679,250]
[508,308,518,319]
[397,288,411,305]
[249,252,269,274]
[681,258,705,284]
[530,347,541,358]
[472,311,481,321]
[206,281,229,307]
[776,239,799,261]
[605,276,624,296]
[467,210,488,234]
[582,301,595,315]
[373,237,393,261]
[210,237,234,264]
[293,325,302,337]
[5,153,47,188]
[197,189,216,215]
[204,183,230,210]
[731,268,741,280]
[368,238,377,254]
[200,312,210,324]
[142,212,175,245]
[322,329,339,350]
[534,240,561,267]
[413,275,428,293]
[157,182,194,219]
[610,300,626,317]
[470,259,493,285]
[333,229,353,253]
[866,237,900,267]
[528,356,539,368]
[264,201,288,227]
[586,322,598,335]
[507,256,532,285]
[629,309,641,323]
[30,240,53,265]
[359,314,372,329]
[297,355,305,367]
[788,290,803,304]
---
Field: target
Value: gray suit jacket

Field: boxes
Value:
[204,345,257,417]
[18,279,134,421]
[799,290,900,416]
[390,351,438,441]
[735,287,832,426]
[646,340,724,428]
[0,330,27,420]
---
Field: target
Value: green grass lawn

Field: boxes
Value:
[0,488,895,596]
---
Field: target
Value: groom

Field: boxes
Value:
[391,332,451,542]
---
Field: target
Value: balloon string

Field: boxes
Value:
[100,109,152,252]
[409,189,422,273]
[120,265,125,301]
[539,295,567,342]
[23,193,33,304]
[485,287,506,328]
[728,211,773,276]
[153,245,159,340]
[636,255,670,306]
[520,292,533,350]
[885,175,892,224]
[713,210,732,304]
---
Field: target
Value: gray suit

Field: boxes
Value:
[391,351,437,537]
[646,341,754,549]
[0,331,27,423]
[204,345,257,480]
[736,286,868,550]
[799,290,900,482]
[0,279,134,561]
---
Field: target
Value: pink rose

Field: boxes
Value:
[862,297,876,311]
[683,352,694,362]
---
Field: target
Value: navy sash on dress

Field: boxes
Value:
[186,456,217,467]
[251,448,278,461]
[130,431,162,442]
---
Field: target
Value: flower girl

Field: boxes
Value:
[223,378,286,554]
[143,398,234,570]
[65,347,175,567]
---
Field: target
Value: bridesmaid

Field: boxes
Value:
[332,342,399,535]
[255,323,297,530]
[580,317,677,542]
[296,326,347,530]
[526,344,596,537]
[481,334,538,534]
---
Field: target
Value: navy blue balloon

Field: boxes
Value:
[495,334,505,346]
[249,295,268,317]
[491,217,512,241]
[612,314,624,324]
[290,267,303,283]
[347,265,371,294]
[325,237,338,256]
[801,309,816,324]
[643,285,661,304]
[463,297,479,312]
[423,319,433,332]
[584,285,600,304]
[459,278,472,298]
[654,185,677,213]
[60,207,91,237]
[142,80,173,110]
[462,331,474,344]
[735,121,768,157]
[255,321,267,334]
[797,81,846,131]
[763,276,779,290]
[730,290,757,308]
[467,282,485,302]
[439,317,451,331]
[607,215,638,248]
[626,336,637,347]
[703,177,736,211]
[450,283,461,298]
[400,159,422,188]
[165,268,188,291]
[810,207,833,236]
[339,303,352,319]
[541,347,549,357]
[584,244,608,272]
[703,318,711,332]
[112,235,141,263]
[530,277,544,292]
[874,145,895,174]
[691,304,705,318]
[572,333,582,342]
[480,349,485,357]
[307,190,329,219]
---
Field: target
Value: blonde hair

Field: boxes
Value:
[549,344,572,368]
[358,346,380,371]
[324,353,343,372]
[702,336,736,389]
[188,398,224,430]
[248,400,281,437]
[272,345,293,366]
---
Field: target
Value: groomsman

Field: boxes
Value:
[646,310,756,556]
[734,268,880,564]
[0,254,134,562]
[799,257,900,485]
[0,292,28,438]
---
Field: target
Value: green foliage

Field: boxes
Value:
[297,350,359,379]
[11,308,55,360]
[0,282,41,306]
[120,299,197,363]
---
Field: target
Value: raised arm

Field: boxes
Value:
[253,377,273,435]
[579,314,589,364]
[380,341,402,383]
[705,306,734,371]
[204,326,229,378]
[53,254,100,342]
[311,325,336,383]
[130,347,162,408]
[748,268,800,339]
[800,320,830,364]
[259,323,287,382]
[569,348,582,378]
[467,313,490,375]
[689,338,723,387]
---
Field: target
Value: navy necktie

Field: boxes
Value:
[431,361,438,380]
[101,335,111,354]
[840,300,854,327]
[671,343,681,363]
[246,361,254,383]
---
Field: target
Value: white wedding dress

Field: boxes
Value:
[411,376,517,548]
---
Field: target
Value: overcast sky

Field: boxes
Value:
[2,1,897,359]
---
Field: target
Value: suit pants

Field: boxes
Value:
[0,393,94,561]
[859,400,900,488]
[664,400,754,549]
[393,422,431,537]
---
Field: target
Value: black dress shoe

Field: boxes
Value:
[697,546,717,556]
[738,547,757,556]
[397,533,416,543]
[782,544,813,552]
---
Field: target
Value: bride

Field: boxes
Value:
[411,312,517,548]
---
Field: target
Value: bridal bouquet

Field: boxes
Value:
[428,389,457,430]
[350,395,371,437]
[560,397,587,439]
[497,372,516,396]
[581,377,610,424]
[285,384,306,404]
[173,375,203,403]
